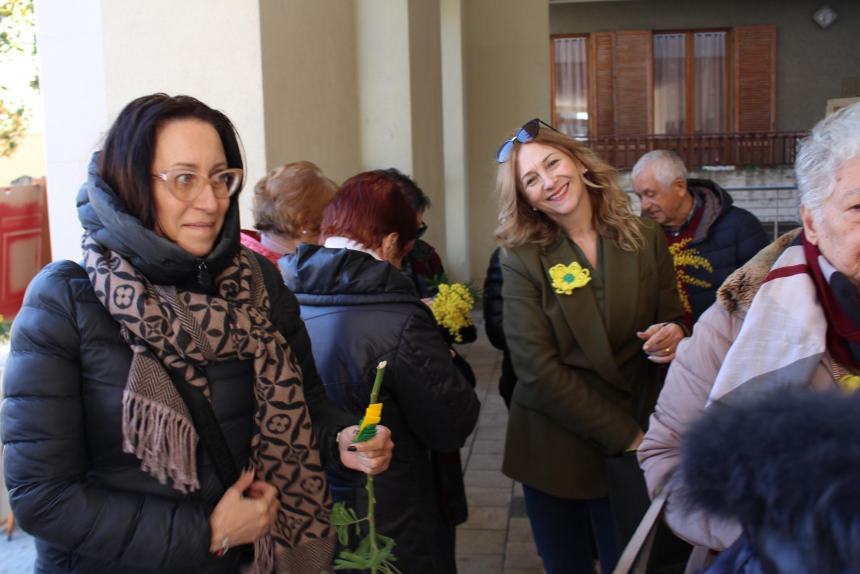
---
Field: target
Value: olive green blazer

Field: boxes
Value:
[500,218,684,499]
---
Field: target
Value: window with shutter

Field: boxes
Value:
[653,30,728,135]
[551,35,589,137]
[590,31,614,137]
[612,30,652,136]
[733,25,776,132]
[551,25,775,140]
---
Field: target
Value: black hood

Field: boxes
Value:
[688,178,733,243]
[280,244,419,307]
[76,152,240,286]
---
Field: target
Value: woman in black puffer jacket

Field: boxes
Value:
[0,94,392,574]
[281,171,480,574]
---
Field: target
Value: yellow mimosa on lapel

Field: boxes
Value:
[548,262,592,295]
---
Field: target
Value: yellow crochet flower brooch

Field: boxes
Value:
[548,261,591,295]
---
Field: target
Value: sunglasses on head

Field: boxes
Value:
[496,118,558,163]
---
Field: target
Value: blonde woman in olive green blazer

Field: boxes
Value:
[493,120,685,574]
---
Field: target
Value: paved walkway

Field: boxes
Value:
[455,324,544,574]
[0,321,543,574]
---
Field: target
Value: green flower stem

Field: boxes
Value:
[367,475,378,573]
[369,360,385,404]
[364,361,386,573]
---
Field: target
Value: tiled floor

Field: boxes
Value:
[0,320,545,574]
[455,330,545,574]
[0,525,35,574]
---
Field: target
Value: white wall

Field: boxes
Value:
[35,0,108,262]
[36,0,268,261]
[100,0,267,228]
[355,0,413,173]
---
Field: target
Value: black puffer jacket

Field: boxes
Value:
[0,156,352,573]
[281,245,480,574]
[482,247,517,408]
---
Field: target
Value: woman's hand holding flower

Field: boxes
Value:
[338,424,394,476]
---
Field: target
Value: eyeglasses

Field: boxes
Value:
[496,118,558,163]
[416,221,428,239]
[152,168,244,202]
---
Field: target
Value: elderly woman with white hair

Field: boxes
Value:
[638,101,860,559]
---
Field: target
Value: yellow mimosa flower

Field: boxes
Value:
[668,238,714,314]
[431,283,475,343]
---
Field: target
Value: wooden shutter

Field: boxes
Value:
[612,30,652,135]
[733,25,776,132]
[590,32,614,137]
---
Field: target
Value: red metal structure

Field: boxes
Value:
[0,181,51,319]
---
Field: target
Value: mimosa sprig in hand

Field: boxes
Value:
[431,283,475,343]
[330,361,400,573]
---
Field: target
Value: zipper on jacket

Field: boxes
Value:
[197,260,212,288]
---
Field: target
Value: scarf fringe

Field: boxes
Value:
[122,390,200,493]
[241,534,274,574]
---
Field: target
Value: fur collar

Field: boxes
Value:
[716,228,802,315]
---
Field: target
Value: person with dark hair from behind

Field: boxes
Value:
[681,388,860,574]
[241,160,338,264]
[383,168,444,296]
[381,168,478,568]
[482,247,517,408]
[384,167,477,384]
[0,93,393,574]
[281,170,480,573]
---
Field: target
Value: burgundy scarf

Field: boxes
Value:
[802,233,860,371]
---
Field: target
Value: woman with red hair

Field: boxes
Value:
[280,170,480,573]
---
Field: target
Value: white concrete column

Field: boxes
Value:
[35,0,268,262]
[99,0,267,227]
[440,0,469,281]
[34,0,109,262]
[355,0,413,173]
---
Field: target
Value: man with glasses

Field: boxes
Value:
[632,150,767,326]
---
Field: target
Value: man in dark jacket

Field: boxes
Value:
[632,150,768,325]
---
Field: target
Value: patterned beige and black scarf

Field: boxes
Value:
[82,233,335,573]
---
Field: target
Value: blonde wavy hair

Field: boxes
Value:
[495,128,644,252]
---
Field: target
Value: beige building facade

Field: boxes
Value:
[35,0,550,281]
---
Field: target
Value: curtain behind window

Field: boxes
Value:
[654,33,686,135]
[553,37,588,138]
[694,32,726,133]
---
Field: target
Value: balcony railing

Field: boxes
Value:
[584,131,807,169]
